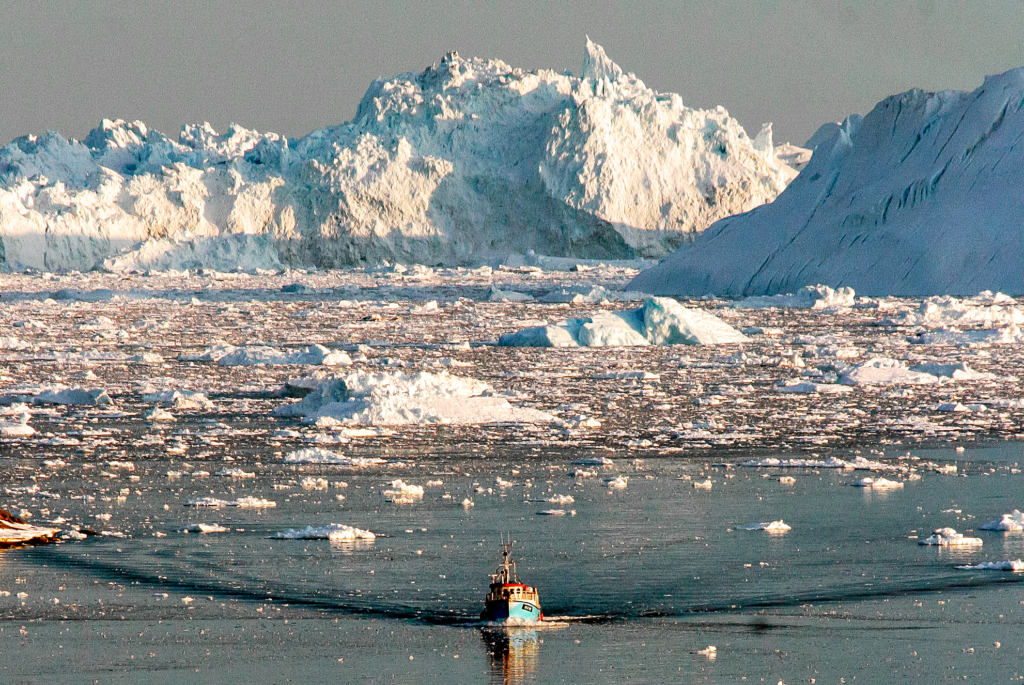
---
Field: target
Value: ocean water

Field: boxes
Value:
[3,443,1024,683]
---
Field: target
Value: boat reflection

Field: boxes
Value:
[482,627,540,685]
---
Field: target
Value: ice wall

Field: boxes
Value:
[0,40,798,272]
[628,67,1024,298]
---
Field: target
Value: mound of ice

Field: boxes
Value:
[908,362,996,381]
[627,67,1024,298]
[732,285,856,310]
[839,358,938,386]
[216,344,351,367]
[853,477,904,489]
[271,524,375,541]
[33,387,112,406]
[141,389,215,410]
[957,559,1024,572]
[186,496,276,508]
[183,523,229,533]
[272,370,553,425]
[283,447,386,467]
[738,520,791,532]
[919,527,982,546]
[978,510,1024,532]
[0,510,59,546]
[498,297,748,347]
[776,380,852,394]
[383,479,424,504]
[0,40,799,272]
[0,413,34,437]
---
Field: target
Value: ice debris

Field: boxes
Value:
[282,447,385,468]
[839,358,938,386]
[738,520,791,532]
[978,510,1024,532]
[186,497,276,508]
[956,560,1024,572]
[33,387,112,406]
[853,477,904,489]
[731,285,856,310]
[183,523,229,533]
[498,297,748,347]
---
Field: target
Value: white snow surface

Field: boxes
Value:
[498,296,748,347]
[627,66,1024,298]
[272,370,554,425]
[0,40,799,272]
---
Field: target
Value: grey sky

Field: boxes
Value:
[2,1,1022,147]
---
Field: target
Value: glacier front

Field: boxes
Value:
[0,40,799,272]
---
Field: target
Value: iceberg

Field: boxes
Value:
[271,524,375,541]
[978,510,1024,532]
[498,297,748,347]
[919,527,982,546]
[272,370,554,425]
[0,40,799,272]
[627,66,1024,298]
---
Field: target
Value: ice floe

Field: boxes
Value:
[33,387,113,406]
[731,285,856,310]
[853,477,904,489]
[183,523,229,534]
[956,560,1024,572]
[186,497,276,508]
[270,524,375,541]
[282,447,385,468]
[273,370,553,425]
[738,520,791,532]
[919,528,982,546]
[978,510,1024,532]
[499,297,748,347]
[839,358,939,386]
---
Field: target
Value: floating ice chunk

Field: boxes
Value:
[570,468,598,478]
[693,479,713,489]
[488,288,534,302]
[592,371,659,380]
[0,510,59,545]
[283,448,386,468]
[957,560,1024,572]
[183,523,229,533]
[839,357,938,386]
[853,477,904,489]
[145,406,176,422]
[33,387,112,406]
[179,344,237,362]
[216,468,255,478]
[271,524,375,541]
[383,479,424,503]
[777,380,852,394]
[936,402,974,413]
[538,509,567,516]
[539,285,614,303]
[301,477,328,490]
[779,476,796,484]
[731,285,856,310]
[919,528,982,546]
[217,344,350,366]
[910,326,1024,346]
[738,520,791,532]
[186,497,275,508]
[0,413,34,437]
[141,389,215,410]
[978,510,1024,532]
[605,475,628,489]
[128,352,165,363]
[910,362,996,381]
[462,498,475,508]
[574,456,614,466]
[499,297,747,347]
[273,370,553,426]
[546,494,575,505]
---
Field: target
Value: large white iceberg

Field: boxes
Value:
[627,67,1024,298]
[272,370,554,425]
[498,297,749,347]
[0,40,800,272]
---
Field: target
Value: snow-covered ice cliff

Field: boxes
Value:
[628,66,1024,298]
[0,40,799,272]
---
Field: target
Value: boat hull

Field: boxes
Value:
[481,598,542,623]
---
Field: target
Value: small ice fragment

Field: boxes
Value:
[853,477,904,489]
[538,509,566,516]
[738,520,791,532]
[271,524,375,541]
[605,475,628,489]
[978,510,1024,531]
[919,527,982,546]
[693,479,713,489]
[956,559,1024,572]
[183,523,229,534]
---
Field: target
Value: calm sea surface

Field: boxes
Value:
[4,443,1024,683]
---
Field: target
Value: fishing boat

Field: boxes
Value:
[481,538,543,623]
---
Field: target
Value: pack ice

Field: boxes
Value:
[0,40,800,273]
[272,370,554,425]
[498,296,748,347]
[628,66,1024,297]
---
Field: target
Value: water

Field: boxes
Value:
[3,443,1024,682]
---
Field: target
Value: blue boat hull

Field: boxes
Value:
[481,599,542,623]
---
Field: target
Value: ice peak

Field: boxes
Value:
[582,36,624,83]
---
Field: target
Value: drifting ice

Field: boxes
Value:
[271,524,375,541]
[498,297,748,347]
[273,370,554,425]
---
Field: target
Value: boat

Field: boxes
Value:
[481,538,543,623]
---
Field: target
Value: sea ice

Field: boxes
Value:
[498,297,748,347]
[738,520,791,532]
[731,285,856,310]
[33,387,113,406]
[853,477,903,489]
[978,510,1024,532]
[273,370,554,426]
[839,358,939,386]
[183,523,229,533]
[919,527,982,546]
[271,524,375,541]
[956,560,1024,572]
